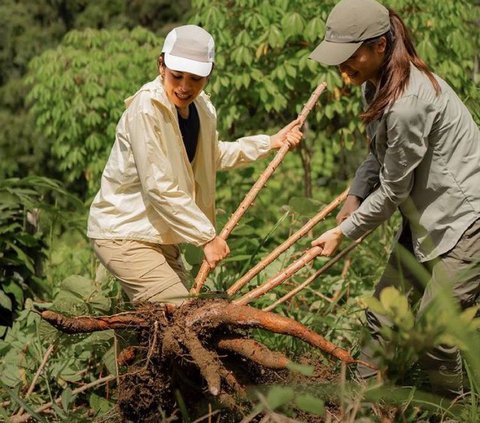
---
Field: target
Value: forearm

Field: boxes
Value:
[216,134,271,170]
[340,167,414,239]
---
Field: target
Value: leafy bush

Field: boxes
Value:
[26,28,161,197]
[0,176,83,336]
[0,274,123,421]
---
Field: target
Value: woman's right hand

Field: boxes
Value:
[203,236,230,269]
[336,195,361,225]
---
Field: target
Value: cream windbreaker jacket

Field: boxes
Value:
[87,76,272,247]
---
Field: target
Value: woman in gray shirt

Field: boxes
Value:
[309,0,480,397]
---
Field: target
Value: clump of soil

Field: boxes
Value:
[116,299,281,421]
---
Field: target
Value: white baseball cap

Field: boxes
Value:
[162,25,215,77]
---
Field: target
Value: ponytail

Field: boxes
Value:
[361,9,441,123]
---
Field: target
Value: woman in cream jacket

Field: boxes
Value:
[88,25,302,305]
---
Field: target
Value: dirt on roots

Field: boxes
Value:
[113,299,336,422]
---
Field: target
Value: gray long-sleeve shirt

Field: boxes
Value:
[341,64,480,262]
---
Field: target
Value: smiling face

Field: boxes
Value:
[161,65,208,115]
[338,37,386,86]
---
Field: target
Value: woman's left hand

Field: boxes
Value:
[311,226,344,256]
[270,118,303,150]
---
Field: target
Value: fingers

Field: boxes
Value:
[311,236,324,247]
[282,123,303,148]
[317,244,335,256]
[285,130,302,147]
[311,238,327,258]
[310,227,343,257]
[203,236,230,269]
[270,118,305,150]
[283,118,301,132]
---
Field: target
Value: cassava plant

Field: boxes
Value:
[0,176,83,335]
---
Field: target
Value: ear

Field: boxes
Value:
[376,36,387,54]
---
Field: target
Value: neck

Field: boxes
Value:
[177,106,189,119]
[369,71,382,87]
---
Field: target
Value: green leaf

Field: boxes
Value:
[37,320,59,344]
[288,196,323,217]
[294,393,325,415]
[60,275,94,299]
[0,361,22,387]
[265,386,295,410]
[6,241,34,273]
[2,383,49,423]
[379,287,414,330]
[88,292,112,314]
[89,392,113,414]
[223,254,252,263]
[102,344,118,376]
[183,244,204,266]
[52,291,89,315]
[3,280,24,306]
[286,361,314,376]
[61,388,75,411]
[359,295,385,315]
[0,291,12,311]
[460,305,479,323]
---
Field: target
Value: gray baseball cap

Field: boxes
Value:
[309,0,390,66]
[162,25,215,77]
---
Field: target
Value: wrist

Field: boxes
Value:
[334,226,344,237]
[269,135,278,150]
[201,233,217,248]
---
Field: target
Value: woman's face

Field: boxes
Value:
[338,38,386,86]
[161,66,208,112]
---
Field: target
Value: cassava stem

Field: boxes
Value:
[233,246,323,306]
[263,230,374,311]
[191,82,328,294]
[227,188,348,295]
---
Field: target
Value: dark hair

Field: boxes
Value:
[157,53,165,70]
[361,8,441,123]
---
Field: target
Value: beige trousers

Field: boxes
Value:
[92,239,190,305]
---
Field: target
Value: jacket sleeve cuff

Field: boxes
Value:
[348,185,370,200]
[340,219,365,240]
[198,230,217,247]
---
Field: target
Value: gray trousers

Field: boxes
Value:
[357,218,480,396]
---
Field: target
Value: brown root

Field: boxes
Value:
[40,310,148,333]
[183,334,222,396]
[218,338,291,369]
[185,301,360,366]
[117,346,136,366]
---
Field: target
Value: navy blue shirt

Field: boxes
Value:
[177,103,199,163]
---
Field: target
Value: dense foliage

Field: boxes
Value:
[26,28,161,196]
[0,0,189,181]
[0,177,84,331]
[0,0,479,421]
